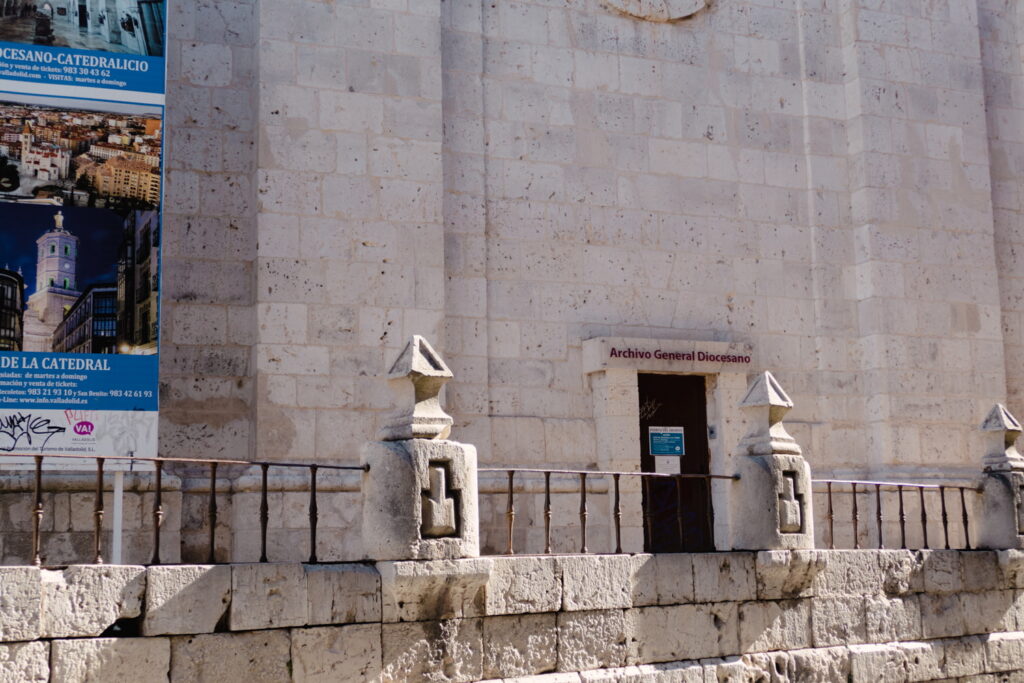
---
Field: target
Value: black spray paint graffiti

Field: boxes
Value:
[0,413,66,452]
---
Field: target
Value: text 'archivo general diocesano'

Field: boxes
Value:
[608,347,752,363]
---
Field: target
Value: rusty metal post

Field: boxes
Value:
[874,483,883,549]
[543,471,551,554]
[826,481,834,549]
[898,485,907,549]
[919,487,929,549]
[32,455,43,566]
[152,460,163,565]
[259,463,269,563]
[852,482,859,549]
[579,473,588,553]
[613,473,622,554]
[93,457,105,564]
[505,470,515,555]
[308,465,318,563]
[207,462,218,564]
[940,485,950,550]
[959,487,971,550]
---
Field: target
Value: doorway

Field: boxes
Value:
[638,373,713,552]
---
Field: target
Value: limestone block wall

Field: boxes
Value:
[158,0,259,460]
[2,550,1024,681]
[0,474,182,567]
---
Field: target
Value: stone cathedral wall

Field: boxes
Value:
[3,550,1024,681]
[152,0,1024,483]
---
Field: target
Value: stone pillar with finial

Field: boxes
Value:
[360,336,479,561]
[730,371,814,550]
[978,404,1024,550]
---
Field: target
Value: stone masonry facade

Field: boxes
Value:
[156,0,1024,492]
[3,550,1024,681]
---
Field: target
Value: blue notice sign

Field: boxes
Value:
[649,426,685,456]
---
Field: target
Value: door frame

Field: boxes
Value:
[583,337,754,552]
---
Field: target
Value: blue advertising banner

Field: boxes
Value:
[0,0,166,459]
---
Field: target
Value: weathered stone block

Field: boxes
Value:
[579,660,706,681]
[738,599,811,653]
[919,593,967,639]
[170,630,291,682]
[961,552,1000,592]
[865,596,922,642]
[51,638,169,682]
[381,618,483,682]
[755,550,826,599]
[486,556,561,615]
[986,632,1024,673]
[143,565,231,636]
[811,551,883,597]
[811,597,867,647]
[790,646,851,681]
[482,613,557,679]
[848,643,907,683]
[961,590,1018,634]
[692,552,756,603]
[557,610,628,672]
[878,551,924,596]
[632,554,694,607]
[922,550,963,594]
[997,550,1024,589]
[0,642,47,683]
[560,555,634,612]
[379,559,490,622]
[41,565,146,638]
[0,568,40,642]
[627,602,738,663]
[900,641,942,682]
[940,635,987,678]
[306,563,381,624]
[229,563,307,630]
[291,624,382,682]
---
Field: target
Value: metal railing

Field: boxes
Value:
[478,467,738,555]
[1,452,364,567]
[815,478,980,551]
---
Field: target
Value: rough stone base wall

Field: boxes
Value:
[2,550,1024,681]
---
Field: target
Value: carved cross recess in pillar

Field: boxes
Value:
[421,462,458,538]
[779,471,803,533]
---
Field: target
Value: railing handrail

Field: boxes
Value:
[0,451,366,472]
[813,477,981,492]
[814,477,977,551]
[479,466,738,480]
[0,451,365,567]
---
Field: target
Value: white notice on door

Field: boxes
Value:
[653,456,682,474]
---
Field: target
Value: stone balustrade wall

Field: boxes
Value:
[3,549,1024,681]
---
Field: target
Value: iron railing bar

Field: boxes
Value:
[506,470,515,555]
[543,471,552,554]
[152,460,163,565]
[308,465,319,563]
[479,466,738,480]
[94,457,104,564]
[579,473,588,553]
[208,462,218,564]
[0,452,367,471]
[259,463,269,563]
[32,455,42,566]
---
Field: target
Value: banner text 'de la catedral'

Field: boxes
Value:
[0,0,167,460]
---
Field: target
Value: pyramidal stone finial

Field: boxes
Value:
[738,371,801,456]
[981,403,1024,472]
[378,336,454,441]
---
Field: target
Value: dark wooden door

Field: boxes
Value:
[638,373,714,552]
